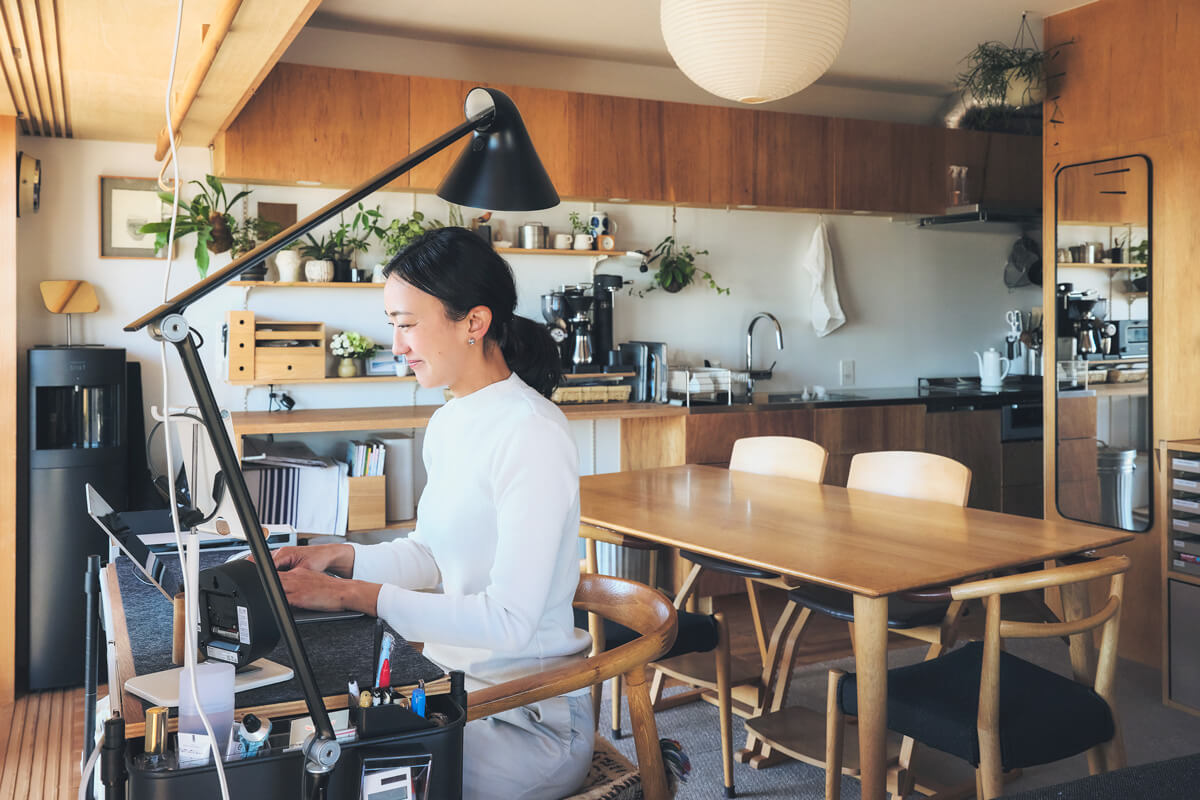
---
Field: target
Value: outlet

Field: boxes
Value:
[839,359,855,386]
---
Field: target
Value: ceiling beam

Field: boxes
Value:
[60,0,321,144]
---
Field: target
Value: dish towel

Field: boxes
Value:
[803,221,846,337]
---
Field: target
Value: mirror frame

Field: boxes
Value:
[1053,153,1153,532]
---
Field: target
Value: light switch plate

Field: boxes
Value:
[839,359,855,386]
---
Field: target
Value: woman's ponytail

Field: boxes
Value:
[498,315,562,398]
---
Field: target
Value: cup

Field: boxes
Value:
[573,233,594,250]
[553,233,573,249]
[588,213,618,237]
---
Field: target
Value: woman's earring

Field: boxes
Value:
[468,337,476,346]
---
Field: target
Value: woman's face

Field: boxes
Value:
[383,276,471,390]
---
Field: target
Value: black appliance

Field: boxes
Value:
[591,274,624,365]
[562,284,594,371]
[1001,402,1044,442]
[26,346,127,689]
[540,290,572,368]
[1115,319,1149,356]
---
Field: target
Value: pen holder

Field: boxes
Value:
[350,692,435,738]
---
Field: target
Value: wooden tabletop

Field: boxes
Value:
[580,465,1134,597]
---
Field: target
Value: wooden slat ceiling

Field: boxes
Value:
[0,0,319,143]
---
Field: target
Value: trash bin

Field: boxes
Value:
[1097,444,1138,529]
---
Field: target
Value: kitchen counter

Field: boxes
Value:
[686,380,1043,414]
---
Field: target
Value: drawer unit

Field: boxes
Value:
[1165,444,1200,714]
[1169,579,1200,710]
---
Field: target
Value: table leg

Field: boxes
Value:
[853,594,888,800]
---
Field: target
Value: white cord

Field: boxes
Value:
[156,0,230,796]
[78,734,101,800]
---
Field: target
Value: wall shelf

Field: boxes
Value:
[230,281,382,288]
[1056,262,1144,270]
[228,375,417,386]
[495,247,635,257]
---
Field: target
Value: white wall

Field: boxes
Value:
[16,137,1041,475]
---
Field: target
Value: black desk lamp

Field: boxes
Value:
[124,87,558,795]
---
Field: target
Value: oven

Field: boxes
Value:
[1001,401,1044,442]
[1115,319,1149,357]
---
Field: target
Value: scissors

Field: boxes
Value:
[1005,309,1023,334]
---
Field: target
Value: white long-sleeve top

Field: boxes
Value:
[350,372,591,689]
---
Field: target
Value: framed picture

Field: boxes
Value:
[99,176,169,259]
[366,353,406,377]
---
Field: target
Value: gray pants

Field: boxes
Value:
[463,693,594,800]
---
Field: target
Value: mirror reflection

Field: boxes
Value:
[1055,155,1151,532]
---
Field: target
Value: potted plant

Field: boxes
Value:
[138,174,251,277]
[330,331,377,378]
[381,210,441,258]
[1128,239,1149,291]
[299,232,338,282]
[640,235,729,295]
[333,202,386,280]
[955,16,1049,136]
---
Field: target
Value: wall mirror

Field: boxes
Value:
[1054,154,1151,532]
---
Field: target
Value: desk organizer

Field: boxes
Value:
[226,310,326,383]
[124,692,465,800]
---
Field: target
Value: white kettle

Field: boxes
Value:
[975,347,1010,390]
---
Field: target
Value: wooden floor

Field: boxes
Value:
[0,687,84,799]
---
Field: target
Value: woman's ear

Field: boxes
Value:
[466,305,493,339]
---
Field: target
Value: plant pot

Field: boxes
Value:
[305,259,334,282]
[275,250,302,283]
[660,276,687,293]
[334,258,352,283]
[1003,67,1045,107]
[1130,274,1149,292]
[337,357,361,378]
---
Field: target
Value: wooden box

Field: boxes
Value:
[347,475,386,532]
[226,311,326,383]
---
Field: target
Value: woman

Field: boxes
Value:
[272,227,594,799]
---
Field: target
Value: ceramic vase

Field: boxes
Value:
[337,357,360,378]
[275,250,302,283]
[305,259,334,283]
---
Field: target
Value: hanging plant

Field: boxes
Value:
[639,235,728,295]
[139,175,251,277]
[954,14,1053,135]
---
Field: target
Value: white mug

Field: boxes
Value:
[553,233,574,249]
[573,233,594,250]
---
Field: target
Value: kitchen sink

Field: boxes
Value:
[765,391,865,404]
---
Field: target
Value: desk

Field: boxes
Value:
[100,553,443,737]
[579,464,1134,800]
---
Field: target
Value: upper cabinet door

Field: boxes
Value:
[568,93,664,201]
[832,119,944,214]
[753,110,833,209]
[214,63,410,188]
[660,102,757,206]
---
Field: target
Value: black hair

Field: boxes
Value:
[383,226,562,397]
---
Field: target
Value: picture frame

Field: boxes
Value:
[366,353,406,377]
[99,176,169,259]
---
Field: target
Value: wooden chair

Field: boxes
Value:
[468,573,679,800]
[742,450,973,773]
[824,555,1131,800]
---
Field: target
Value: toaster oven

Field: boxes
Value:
[1115,320,1149,356]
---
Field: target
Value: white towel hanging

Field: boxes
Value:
[802,221,846,338]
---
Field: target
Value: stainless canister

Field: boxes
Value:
[519,222,548,250]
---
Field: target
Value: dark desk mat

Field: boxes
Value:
[115,551,444,712]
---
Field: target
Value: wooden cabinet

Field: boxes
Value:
[214,64,1039,214]
[1001,440,1044,518]
[1055,156,1149,225]
[684,408,814,465]
[1056,394,1100,522]
[924,409,1003,511]
[812,404,927,486]
[214,63,410,188]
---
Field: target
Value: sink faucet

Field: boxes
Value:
[746,312,784,395]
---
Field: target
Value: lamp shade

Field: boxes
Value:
[437,88,560,212]
[660,0,851,104]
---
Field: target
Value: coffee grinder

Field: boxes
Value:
[540,290,572,368]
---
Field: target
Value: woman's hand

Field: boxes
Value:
[278,567,381,615]
[270,542,355,577]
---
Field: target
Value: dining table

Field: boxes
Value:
[578,464,1134,800]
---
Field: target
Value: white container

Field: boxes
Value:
[373,432,415,521]
[178,661,235,754]
[274,250,301,282]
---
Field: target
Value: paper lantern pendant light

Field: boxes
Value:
[661,0,851,104]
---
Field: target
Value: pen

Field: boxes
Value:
[376,631,394,688]
[412,679,426,718]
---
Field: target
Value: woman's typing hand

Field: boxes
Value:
[278,567,381,615]
[270,542,355,577]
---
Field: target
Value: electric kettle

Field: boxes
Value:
[974,347,1011,391]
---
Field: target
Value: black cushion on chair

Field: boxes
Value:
[574,607,720,659]
[788,582,951,629]
[681,549,779,580]
[835,641,1115,771]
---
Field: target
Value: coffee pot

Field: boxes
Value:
[974,347,1011,390]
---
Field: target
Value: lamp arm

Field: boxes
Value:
[124,105,493,332]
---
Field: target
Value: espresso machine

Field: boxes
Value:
[1056,283,1111,360]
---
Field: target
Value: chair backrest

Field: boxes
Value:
[950,555,1130,717]
[467,574,677,718]
[730,436,829,483]
[847,450,972,506]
